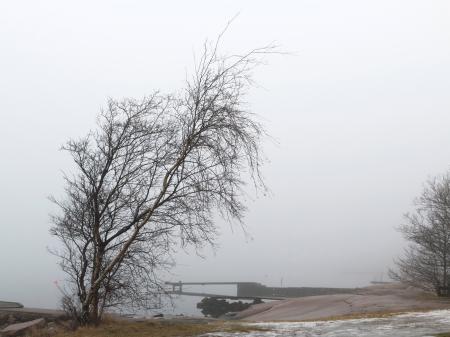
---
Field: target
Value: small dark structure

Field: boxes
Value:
[237,282,354,298]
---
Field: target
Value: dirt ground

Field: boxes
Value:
[236,283,450,321]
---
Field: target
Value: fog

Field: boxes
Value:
[1,0,450,310]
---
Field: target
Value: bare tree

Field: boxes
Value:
[50,40,274,324]
[390,173,450,296]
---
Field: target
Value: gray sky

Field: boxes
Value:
[1,0,450,309]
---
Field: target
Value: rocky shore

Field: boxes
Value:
[236,283,450,321]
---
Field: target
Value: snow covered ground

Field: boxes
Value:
[205,310,450,337]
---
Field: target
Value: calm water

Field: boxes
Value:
[203,310,450,337]
[162,285,243,316]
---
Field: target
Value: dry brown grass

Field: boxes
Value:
[298,308,443,322]
[246,308,443,323]
[27,319,267,337]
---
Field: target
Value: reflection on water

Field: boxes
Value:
[164,295,204,316]
[162,285,250,316]
[203,310,450,337]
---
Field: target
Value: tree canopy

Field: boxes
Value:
[50,40,274,324]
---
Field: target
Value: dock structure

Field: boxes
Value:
[0,301,23,309]
[165,281,355,300]
[165,281,284,300]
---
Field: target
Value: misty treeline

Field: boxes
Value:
[50,39,275,324]
[391,173,450,296]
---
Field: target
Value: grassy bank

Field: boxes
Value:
[306,308,440,322]
[29,319,266,337]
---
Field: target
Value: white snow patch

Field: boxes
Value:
[202,310,450,337]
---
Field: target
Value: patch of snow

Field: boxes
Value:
[203,310,450,337]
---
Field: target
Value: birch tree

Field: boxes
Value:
[51,41,274,324]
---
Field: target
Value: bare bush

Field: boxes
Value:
[390,173,450,296]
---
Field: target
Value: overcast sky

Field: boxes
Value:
[1,0,450,309]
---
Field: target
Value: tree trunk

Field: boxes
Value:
[90,293,100,324]
[80,303,90,325]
